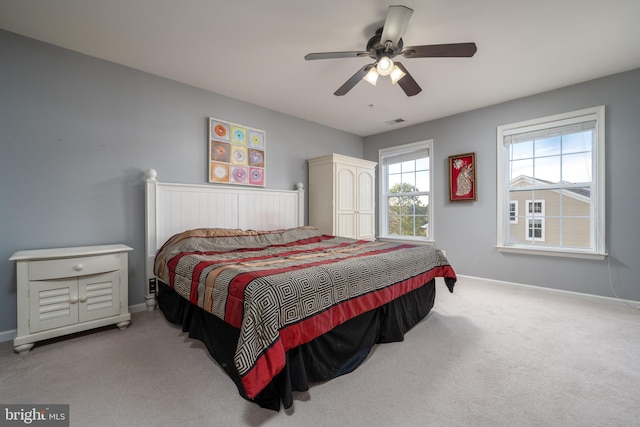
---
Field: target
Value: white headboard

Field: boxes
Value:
[143,168,305,310]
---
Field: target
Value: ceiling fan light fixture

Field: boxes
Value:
[376,56,394,76]
[390,65,406,84]
[363,67,379,86]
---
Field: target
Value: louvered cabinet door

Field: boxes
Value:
[78,271,120,322]
[28,272,120,332]
[28,278,79,333]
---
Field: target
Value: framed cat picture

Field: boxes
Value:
[449,152,477,202]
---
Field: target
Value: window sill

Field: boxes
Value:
[377,236,435,246]
[496,245,607,260]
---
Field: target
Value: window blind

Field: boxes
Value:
[381,148,430,166]
[503,120,596,145]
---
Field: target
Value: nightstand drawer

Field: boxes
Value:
[28,253,121,281]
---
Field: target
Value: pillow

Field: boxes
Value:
[155,226,322,279]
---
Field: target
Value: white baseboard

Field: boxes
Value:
[129,303,148,313]
[457,274,640,307]
[0,302,154,343]
[0,329,16,344]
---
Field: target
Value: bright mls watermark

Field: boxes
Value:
[1,405,69,426]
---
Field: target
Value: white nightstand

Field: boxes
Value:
[10,244,133,354]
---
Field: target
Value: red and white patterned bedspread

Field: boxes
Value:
[154,226,457,398]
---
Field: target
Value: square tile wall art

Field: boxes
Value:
[209,117,265,186]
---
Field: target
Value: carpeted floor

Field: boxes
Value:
[1,277,638,427]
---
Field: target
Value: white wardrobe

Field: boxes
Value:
[308,153,377,240]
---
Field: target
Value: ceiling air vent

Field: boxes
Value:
[386,118,406,125]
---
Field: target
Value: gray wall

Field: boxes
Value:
[2,28,638,337]
[0,30,363,333]
[364,68,640,301]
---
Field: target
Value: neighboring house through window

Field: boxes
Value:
[378,140,433,242]
[496,106,606,258]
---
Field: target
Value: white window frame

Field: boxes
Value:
[509,201,519,224]
[378,140,434,244]
[527,218,544,241]
[525,199,545,242]
[526,200,545,215]
[496,106,606,259]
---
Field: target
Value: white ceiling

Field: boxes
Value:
[1,0,640,137]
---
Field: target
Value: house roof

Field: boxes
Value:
[511,175,591,202]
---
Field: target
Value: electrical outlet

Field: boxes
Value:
[149,278,157,294]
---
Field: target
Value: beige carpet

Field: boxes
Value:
[1,277,638,427]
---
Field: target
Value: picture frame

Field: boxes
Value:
[208,117,266,187]
[448,152,477,202]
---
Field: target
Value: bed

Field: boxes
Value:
[144,169,457,411]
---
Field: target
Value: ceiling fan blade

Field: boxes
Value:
[380,5,413,49]
[305,51,369,60]
[334,64,374,96]
[394,62,422,96]
[402,42,477,58]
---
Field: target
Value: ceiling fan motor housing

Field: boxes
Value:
[366,28,404,60]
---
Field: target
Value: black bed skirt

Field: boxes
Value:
[158,279,436,411]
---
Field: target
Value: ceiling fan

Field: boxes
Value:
[304,5,477,97]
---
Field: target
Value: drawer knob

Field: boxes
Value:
[73,263,84,271]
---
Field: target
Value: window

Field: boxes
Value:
[528,218,543,240]
[525,199,545,241]
[496,106,606,258]
[509,201,518,224]
[379,140,433,241]
[527,200,544,215]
